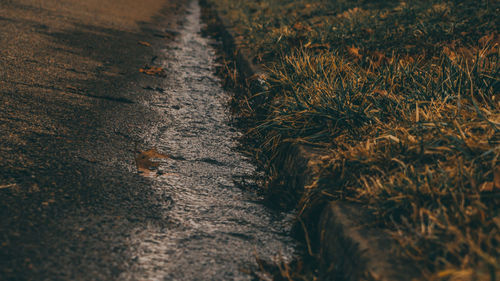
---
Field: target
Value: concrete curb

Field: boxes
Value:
[200,0,266,93]
[200,1,420,280]
[319,202,420,281]
[280,146,419,280]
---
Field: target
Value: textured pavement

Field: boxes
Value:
[0,0,186,279]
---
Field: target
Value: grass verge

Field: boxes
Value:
[204,0,499,280]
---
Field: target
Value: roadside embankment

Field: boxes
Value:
[201,0,499,280]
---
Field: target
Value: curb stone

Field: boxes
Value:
[281,146,420,280]
[319,202,420,281]
[200,0,267,93]
[200,1,421,280]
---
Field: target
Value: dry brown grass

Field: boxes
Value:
[206,0,499,279]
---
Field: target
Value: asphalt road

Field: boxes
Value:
[0,0,185,279]
[0,0,296,280]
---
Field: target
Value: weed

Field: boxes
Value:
[207,0,499,279]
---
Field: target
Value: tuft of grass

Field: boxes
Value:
[207,0,499,279]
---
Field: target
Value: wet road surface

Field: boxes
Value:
[122,1,295,279]
[0,0,296,280]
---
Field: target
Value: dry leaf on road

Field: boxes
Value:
[138,41,152,47]
[139,66,166,77]
[135,148,169,174]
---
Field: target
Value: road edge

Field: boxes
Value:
[199,0,420,280]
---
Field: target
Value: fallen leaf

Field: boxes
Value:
[139,66,166,77]
[347,46,362,60]
[141,149,169,159]
[442,46,457,62]
[135,148,169,174]
[138,41,152,47]
[292,22,312,32]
